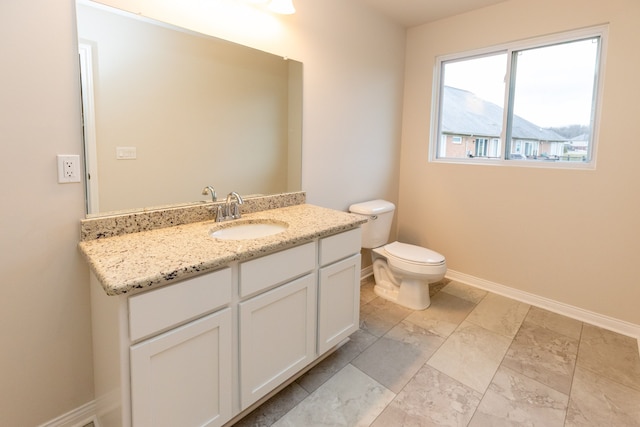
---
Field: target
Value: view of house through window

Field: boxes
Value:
[433,27,605,167]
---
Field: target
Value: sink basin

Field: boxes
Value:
[210,220,288,240]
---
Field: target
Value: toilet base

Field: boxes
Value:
[373,277,431,310]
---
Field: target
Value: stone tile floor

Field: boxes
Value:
[234,277,640,426]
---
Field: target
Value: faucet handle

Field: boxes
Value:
[231,202,242,219]
[215,205,224,222]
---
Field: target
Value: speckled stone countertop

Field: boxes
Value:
[79,204,366,296]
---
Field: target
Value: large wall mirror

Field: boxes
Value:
[76,0,302,217]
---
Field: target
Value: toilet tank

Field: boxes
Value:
[349,200,395,249]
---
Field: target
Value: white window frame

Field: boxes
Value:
[439,135,447,157]
[429,25,607,170]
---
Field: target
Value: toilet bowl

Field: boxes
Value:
[349,200,447,310]
[371,241,446,310]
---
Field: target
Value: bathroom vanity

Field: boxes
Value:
[79,197,366,427]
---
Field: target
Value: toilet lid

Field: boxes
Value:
[384,241,445,265]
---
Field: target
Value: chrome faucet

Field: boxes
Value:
[213,191,244,222]
[226,191,244,220]
[201,186,217,202]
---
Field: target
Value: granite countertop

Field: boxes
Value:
[79,204,366,296]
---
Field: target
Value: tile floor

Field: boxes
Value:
[234,277,640,426]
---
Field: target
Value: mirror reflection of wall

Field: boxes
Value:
[76,1,302,216]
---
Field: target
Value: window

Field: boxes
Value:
[490,139,500,157]
[475,138,488,157]
[431,26,606,168]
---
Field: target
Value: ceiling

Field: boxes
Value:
[355,0,510,28]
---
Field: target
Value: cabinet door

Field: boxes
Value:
[130,309,232,427]
[318,253,361,355]
[239,274,316,409]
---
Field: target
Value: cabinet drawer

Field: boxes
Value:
[319,227,361,266]
[129,268,232,342]
[240,242,316,298]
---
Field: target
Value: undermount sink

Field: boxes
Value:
[210,220,288,240]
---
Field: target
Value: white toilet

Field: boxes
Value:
[349,200,446,310]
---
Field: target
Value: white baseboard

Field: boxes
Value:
[360,265,373,280]
[445,269,640,340]
[37,400,98,427]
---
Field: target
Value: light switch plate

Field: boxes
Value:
[116,146,137,159]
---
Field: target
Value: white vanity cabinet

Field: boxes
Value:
[89,227,362,427]
[317,228,362,354]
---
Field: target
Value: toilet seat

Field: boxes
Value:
[384,241,445,266]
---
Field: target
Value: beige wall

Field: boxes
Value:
[0,1,94,426]
[0,0,405,425]
[399,0,640,325]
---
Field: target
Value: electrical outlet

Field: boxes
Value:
[57,154,81,183]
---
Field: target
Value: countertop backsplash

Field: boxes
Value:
[80,191,306,241]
